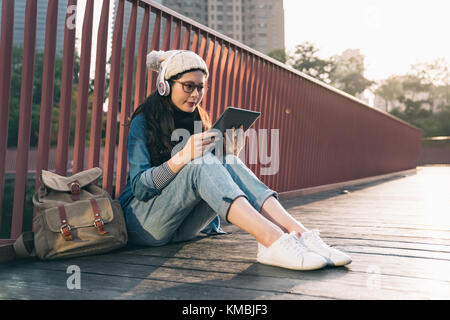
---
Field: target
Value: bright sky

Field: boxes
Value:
[75,0,450,84]
[284,0,450,82]
[75,1,113,78]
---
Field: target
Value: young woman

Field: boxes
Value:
[118,50,351,271]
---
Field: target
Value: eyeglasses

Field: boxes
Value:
[173,80,208,94]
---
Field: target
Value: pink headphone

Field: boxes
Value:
[157,51,183,96]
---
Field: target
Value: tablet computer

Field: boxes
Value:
[211,107,261,134]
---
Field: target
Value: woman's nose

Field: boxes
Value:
[190,88,200,97]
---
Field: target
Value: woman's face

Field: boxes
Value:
[170,70,207,113]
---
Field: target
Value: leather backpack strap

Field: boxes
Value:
[13,232,36,258]
[67,180,81,201]
[91,199,107,235]
[58,206,73,241]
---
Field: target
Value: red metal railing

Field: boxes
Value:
[0,0,421,242]
[419,137,450,165]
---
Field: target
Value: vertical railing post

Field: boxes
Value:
[278,70,291,191]
[88,0,110,170]
[198,31,208,59]
[208,39,222,119]
[103,0,125,195]
[10,0,38,239]
[34,0,59,214]
[202,35,215,112]
[246,55,258,174]
[73,0,94,174]
[116,0,138,199]
[236,51,247,109]
[266,66,280,189]
[134,5,150,111]
[0,0,15,230]
[216,42,229,119]
[284,72,296,191]
[172,19,181,50]
[182,23,191,50]
[231,49,242,108]
[146,8,161,96]
[223,45,236,108]
[161,14,172,51]
[191,28,200,54]
[55,0,78,176]
[258,60,270,183]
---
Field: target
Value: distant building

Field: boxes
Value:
[162,0,285,55]
[161,0,208,25]
[112,0,161,53]
[0,0,69,56]
[242,0,285,55]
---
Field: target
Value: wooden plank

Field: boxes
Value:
[115,240,450,283]
[0,263,320,300]
[88,247,450,283]
[1,166,449,299]
[0,243,15,263]
[322,237,450,255]
[278,169,417,200]
[2,252,449,300]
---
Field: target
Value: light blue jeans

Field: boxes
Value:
[124,152,278,246]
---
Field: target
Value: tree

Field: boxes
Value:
[288,42,334,84]
[329,49,374,96]
[385,60,450,137]
[408,59,450,113]
[435,84,450,112]
[267,48,287,64]
[7,46,82,148]
[374,76,403,112]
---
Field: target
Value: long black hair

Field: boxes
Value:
[130,69,211,166]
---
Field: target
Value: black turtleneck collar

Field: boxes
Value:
[172,106,201,135]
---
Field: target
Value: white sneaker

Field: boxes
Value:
[296,230,352,267]
[257,232,328,271]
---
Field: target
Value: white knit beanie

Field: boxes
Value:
[146,50,209,79]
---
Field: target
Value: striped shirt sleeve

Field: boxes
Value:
[151,161,177,190]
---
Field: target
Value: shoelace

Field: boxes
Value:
[307,230,331,249]
[280,233,309,257]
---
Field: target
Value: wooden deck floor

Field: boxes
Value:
[1,166,449,300]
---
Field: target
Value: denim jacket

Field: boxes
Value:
[118,113,224,234]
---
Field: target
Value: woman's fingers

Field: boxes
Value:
[202,131,219,144]
[202,141,216,153]
[194,132,218,153]
[191,127,247,158]
[190,131,217,147]
[236,125,244,145]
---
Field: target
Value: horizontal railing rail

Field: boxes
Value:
[0,0,421,241]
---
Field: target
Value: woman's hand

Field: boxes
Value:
[223,125,245,156]
[180,131,218,163]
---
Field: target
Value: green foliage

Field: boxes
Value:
[7,47,82,148]
[289,42,334,84]
[374,76,403,112]
[381,60,450,137]
[0,178,35,238]
[331,71,374,96]
[267,48,287,64]
[287,43,373,96]
[390,103,450,137]
[287,42,450,138]
[327,50,374,96]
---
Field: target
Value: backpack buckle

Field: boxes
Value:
[91,199,107,235]
[67,181,81,201]
[93,217,107,235]
[60,223,73,241]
